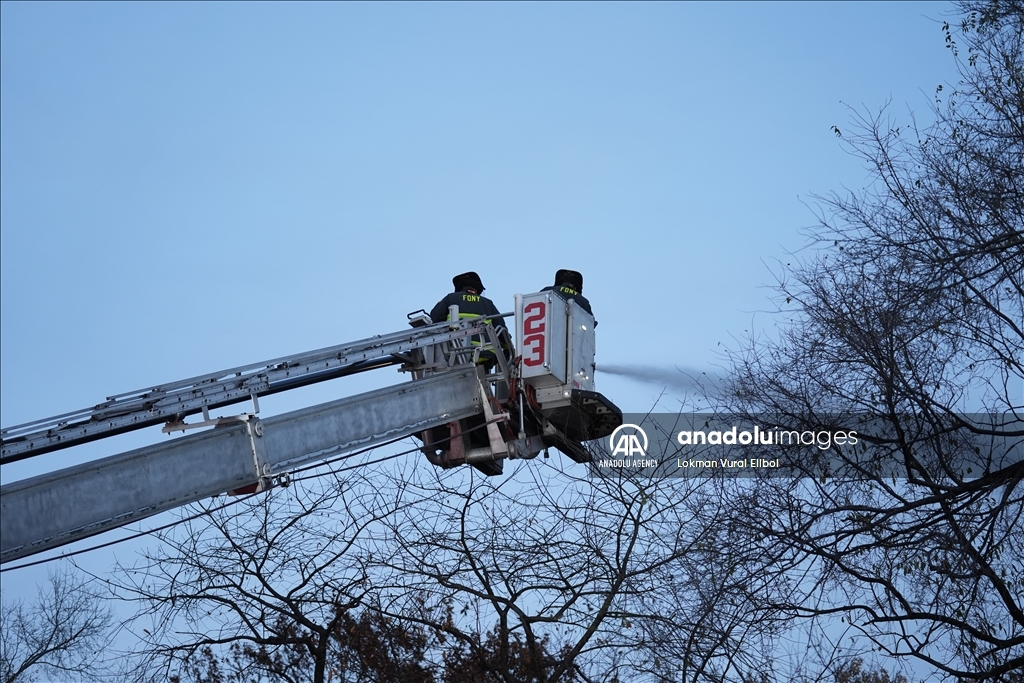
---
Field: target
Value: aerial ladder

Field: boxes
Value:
[0,292,622,564]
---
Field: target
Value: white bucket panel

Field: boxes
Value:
[518,292,567,387]
[568,303,596,392]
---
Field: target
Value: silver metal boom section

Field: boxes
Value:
[0,367,483,564]
[1,317,507,463]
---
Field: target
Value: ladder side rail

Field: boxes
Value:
[0,358,409,464]
[9,319,479,432]
[0,315,495,434]
[95,322,464,400]
[1,316,511,461]
[1,405,102,438]
[0,367,483,564]
[101,312,511,401]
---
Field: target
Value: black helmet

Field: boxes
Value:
[554,269,583,292]
[453,271,485,292]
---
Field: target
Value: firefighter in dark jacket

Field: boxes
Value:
[430,271,507,366]
[542,269,593,317]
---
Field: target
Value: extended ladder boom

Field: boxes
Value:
[1,317,504,463]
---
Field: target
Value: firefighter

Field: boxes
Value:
[426,272,509,460]
[430,271,508,365]
[543,269,593,316]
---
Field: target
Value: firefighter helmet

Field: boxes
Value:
[555,269,583,292]
[453,271,485,292]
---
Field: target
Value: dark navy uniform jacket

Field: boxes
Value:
[430,290,505,328]
[430,290,508,364]
[542,285,593,316]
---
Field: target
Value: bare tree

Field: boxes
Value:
[367,454,791,683]
[740,657,913,683]
[168,607,440,683]
[1,568,114,683]
[830,659,908,683]
[111,433,794,683]
[720,2,1023,679]
[110,469,403,683]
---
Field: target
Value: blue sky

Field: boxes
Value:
[2,1,953,554]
